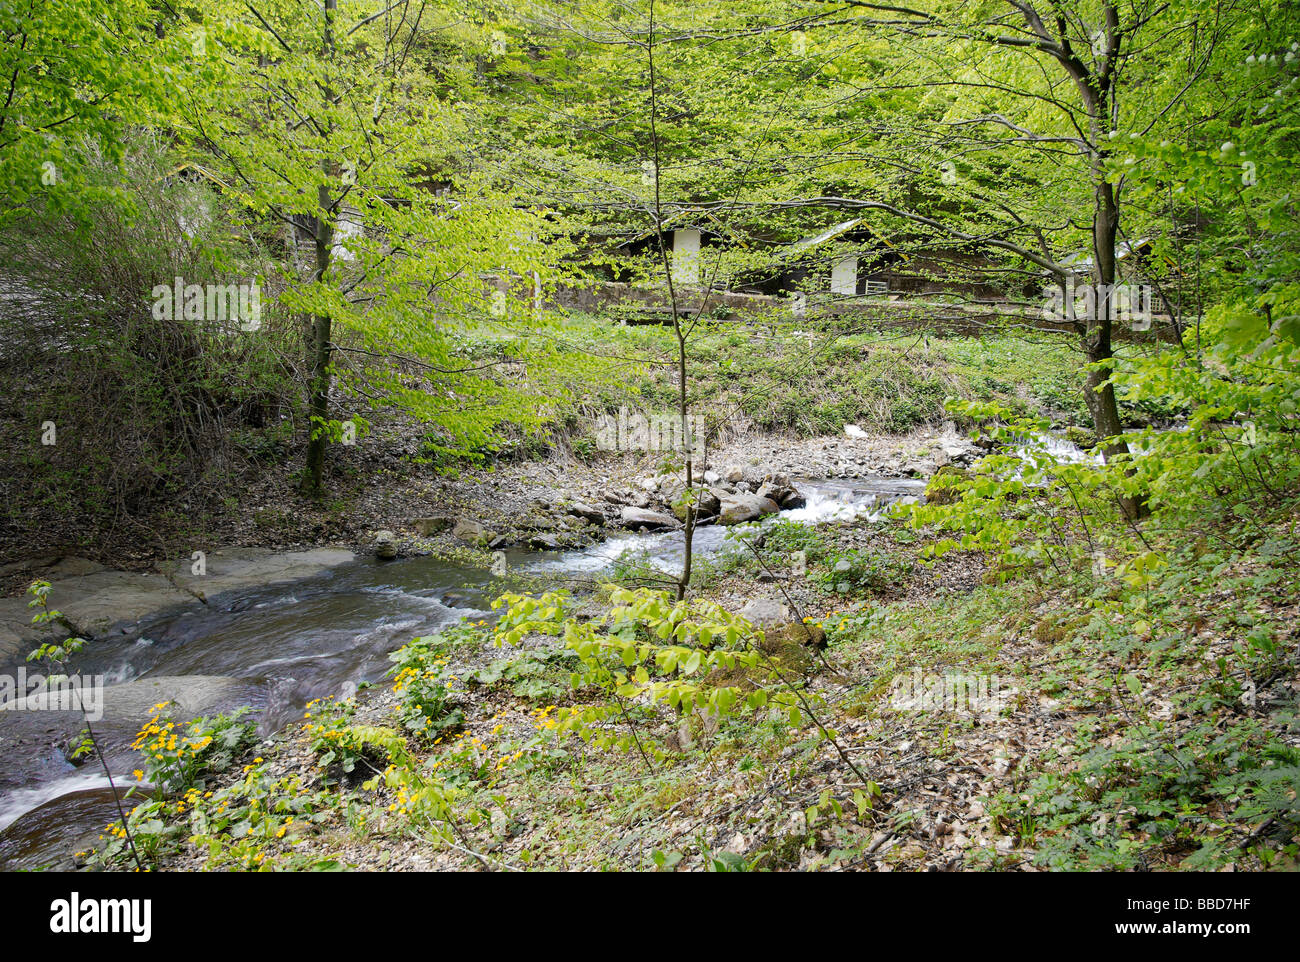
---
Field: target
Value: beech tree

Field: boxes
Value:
[0,0,178,223]
[172,0,560,494]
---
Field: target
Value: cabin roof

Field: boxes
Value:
[790,218,869,251]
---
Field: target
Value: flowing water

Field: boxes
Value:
[0,477,925,868]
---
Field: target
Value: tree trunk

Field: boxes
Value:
[1089,169,1148,520]
[304,0,337,498]
[303,181,333,497]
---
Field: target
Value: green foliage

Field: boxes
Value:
[0,0,183,222]
[25,581,85,668]
[1,142,299,530]
[130,704,261,796]
[387,641,467,740]
[903,398,1124,581]
[491,587,808,753]
[749,519,828,564]
[1005,717,1300,871]
[817,546,913,595]
[470,648,581,702]
[304,696,406,784]
[94,758,342,871]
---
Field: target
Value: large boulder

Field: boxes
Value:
[662,484,721,523]
[757,477,806,510]
[717,492,780,525]
[453,519,491,545]
[42,557,105,579]
[619,507,678,531]
[0,549,358,659]
[4,674,251,720]
[1064,425,1098,450]
[167,547,355,601]
[739,598,789,627]
[924,465,969,505]
[0,571,199,643]
[779,489,807,509]
[0,675,258,796]
[759,621,827,657]
[373,530,398,560]
[566,502,605,525]
[412,516,453,536]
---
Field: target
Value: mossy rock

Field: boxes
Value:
[704,623,820,689]
[1064,425,1098,450]
[760,621,826,653]
[703,664,763,691]
[924,464,969,505]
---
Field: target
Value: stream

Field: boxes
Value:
[0,476,925,868]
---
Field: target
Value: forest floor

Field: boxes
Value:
[85,473,1300,873]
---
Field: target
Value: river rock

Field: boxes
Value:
[760,621,828,652]
[669,488,721,523]
[5,674,251,719]
[924,465,969,504]
[42,557,106,579]
[1064,425,1098,450]
[453,519,491,545]
[168,547,356,602]
[619,507,678,531]
[412,516,453,536]
[901,460,938,478]
[757,478,806,509]
[0,549,360,660]
[717,492,780,525]
[0,675,257,793]
[529,534,561,551]
[566,502,605,525]
[739,598,789,627]
[0,570,199,647]
[0,610,57,666]
[374,530,398,560]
